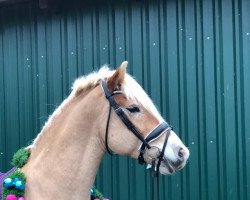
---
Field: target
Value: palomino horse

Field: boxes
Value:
[3,61,189,199]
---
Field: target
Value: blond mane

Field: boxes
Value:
[29,65,163,148]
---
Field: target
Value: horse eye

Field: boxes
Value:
[126,105,140,113]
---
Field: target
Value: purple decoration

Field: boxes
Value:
[0,168,16,199]
[17,198,25,200]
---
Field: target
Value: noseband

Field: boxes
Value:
[101,79,172,200]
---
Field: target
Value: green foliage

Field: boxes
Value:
[2,170,26,199]
[91,187,104,200]
[11,148,30,168]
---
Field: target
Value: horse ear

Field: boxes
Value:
[107,61,128,91]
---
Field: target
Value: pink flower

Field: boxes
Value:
[6,194,17,200]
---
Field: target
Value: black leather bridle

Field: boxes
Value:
[101,79,172,200]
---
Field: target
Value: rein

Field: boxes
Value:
[101,79,172,200]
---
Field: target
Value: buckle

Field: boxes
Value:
[138,147,146,165]
[138,153,145,165]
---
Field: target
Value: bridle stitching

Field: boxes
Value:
[138,129,166,150]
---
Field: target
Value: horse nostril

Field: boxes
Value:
[178,148,184,158]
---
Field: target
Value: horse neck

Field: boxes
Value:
[22,87,106,199]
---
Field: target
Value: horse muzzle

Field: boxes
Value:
[159,146,190,175]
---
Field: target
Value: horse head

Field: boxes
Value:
[100,61,189,175]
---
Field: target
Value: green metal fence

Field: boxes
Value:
[0,0,249,200]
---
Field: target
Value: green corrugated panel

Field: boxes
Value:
[0,0,249,200]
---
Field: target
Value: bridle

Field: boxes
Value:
[101,79,172,200]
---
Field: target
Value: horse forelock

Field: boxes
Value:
[73,66,163,122]
[122,75,164,122]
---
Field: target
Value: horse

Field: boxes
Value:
[1,61,189,199]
